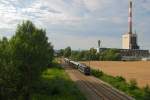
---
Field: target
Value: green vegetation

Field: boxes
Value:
[100,49,121,61]
[57,47,121,61]
[64,46,71,58]
[0,21,53,100]
[91,69,150,100]
[32,64,86,100]
[0,20,86,100]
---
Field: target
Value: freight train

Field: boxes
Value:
[64,58,91,75]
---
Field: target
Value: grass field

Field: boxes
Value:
[32,64,86,100]
[81,61,150,87]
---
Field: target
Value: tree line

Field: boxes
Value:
[57,46,121,61]
[0,21,54,100]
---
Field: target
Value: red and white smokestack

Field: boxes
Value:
[128,0,132,34]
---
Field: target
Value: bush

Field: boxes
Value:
[32,67,86,100]
[91,69,103,77]
[129,89,144,99]
[115,76,126,82]
[143,85,150,100]
[91,69,150,100]
[129,79,138,90]
[69,48,121,61]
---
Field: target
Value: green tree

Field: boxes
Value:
[71,51,79,61]
[89,48,98,60]
[101,49,121,61]
[0,21,54,100]
[64,46,71,58]
[0,37,9,99]
[6,20,54,100]
[0,37,21,100]
[57,49,64,57]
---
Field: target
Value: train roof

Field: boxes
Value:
[64,58,70,61]
[70,61,80,65]
[79,63,88,68]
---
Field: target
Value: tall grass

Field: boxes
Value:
[32,64,86,100]
[91,69,150,100]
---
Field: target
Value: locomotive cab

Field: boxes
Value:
[84,67,91,75]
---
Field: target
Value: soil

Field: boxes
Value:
[81,61,150,87]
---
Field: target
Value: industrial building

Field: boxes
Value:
[97,0,149,60]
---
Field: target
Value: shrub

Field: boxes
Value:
[129,89,143,99]
[129,79,138,90]
[91,69,149,100]
[91,69,103,77]
[143,85,150,100]
[115,76,126,82]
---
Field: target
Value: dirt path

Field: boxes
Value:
[61,60,134,100]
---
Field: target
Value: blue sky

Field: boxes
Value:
[0,0,150,50]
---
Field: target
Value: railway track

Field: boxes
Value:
[89,76,134,100]
[83,71,133,100]
[73,69,134,100]
[73,70,110,100]
[61,59,134,100]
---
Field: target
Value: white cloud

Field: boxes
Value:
[0,0,149,50]
[83,0,111,12]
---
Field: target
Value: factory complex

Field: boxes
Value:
[97,0,149,61]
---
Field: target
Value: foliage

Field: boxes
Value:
[115,76,126,82]
[32,65,86,100]
[57,49,64,57]
[143,85,150,100]
[100,49,121,61]
[129,79,138,90]
[0,20,54,100]
[64,46,71,58]
[89,48,99,60]
[0,37,18,100]
[71,50,89,61]
[59,47,121,61]
[91,69,150,100]
[91,69,103,77]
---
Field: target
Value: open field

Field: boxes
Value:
[80,61,150,87]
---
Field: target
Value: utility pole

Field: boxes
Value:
[98,40,101,60]
[89,49,91,67]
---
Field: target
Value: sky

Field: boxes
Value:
[0,0,150,50]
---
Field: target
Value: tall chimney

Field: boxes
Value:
[98,40,101,48]
[128,0,132,34]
